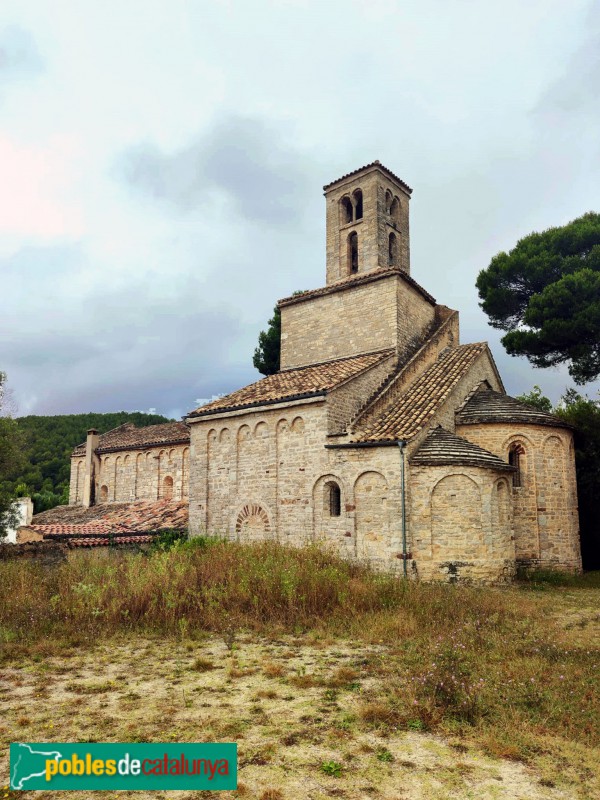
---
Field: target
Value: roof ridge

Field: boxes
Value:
[353,341,488,443]
[278,347,395,375]
[278,267,436,308]
[322,161,412,193]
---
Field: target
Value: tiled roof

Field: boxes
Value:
[456,389,571,429]
[278,267,435,308]
[31,499,188,545]
[322,160,412,194]
[72,422,189,456]
[353,343,487,442]
[410,426,515,472]
[189,349,396,417]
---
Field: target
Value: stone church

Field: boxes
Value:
[67,161,582,581]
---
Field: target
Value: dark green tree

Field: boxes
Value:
[476,212,600,383]
[515,385,553,413]
[0,373,26,539]
[253,292,309,377]
[555,390,600,570]
[253,306,281,376]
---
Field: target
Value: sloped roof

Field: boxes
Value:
[410,426,515,471]
[456,388,571,429]
[31,500,188,545]
[72,422,189,456]
[322,160,413,194]
[353,343,488,442]
[188,349,396,418]
[278,267,435,308]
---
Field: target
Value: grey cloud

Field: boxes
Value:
[117,114,313,225]
[0,244,261,416]
[534,3,600,121]
[0,26,43,79]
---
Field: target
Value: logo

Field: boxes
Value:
[10,743,237,791]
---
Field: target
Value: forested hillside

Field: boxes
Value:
[1,412,172,513]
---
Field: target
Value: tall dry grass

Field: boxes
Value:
[0,539,526,641]
[0,539,598,765]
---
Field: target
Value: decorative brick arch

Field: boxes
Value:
[235,503,271,542]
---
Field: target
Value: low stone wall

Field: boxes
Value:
[0,541,67,567]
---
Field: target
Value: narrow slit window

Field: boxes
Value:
[388,232,398,266]
[341,196,353,224]
[353,189,363,219]
[509,445,522,487]
[327,482,341,517]
[348,232,358,273]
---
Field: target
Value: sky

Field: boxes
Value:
[0,0,598,420]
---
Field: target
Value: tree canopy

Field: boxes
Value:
[253,305,281,376]
[253,293,308,376]
[476,212,600,383]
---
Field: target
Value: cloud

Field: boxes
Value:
[534,3,600,119]
[0,25,43,80]
[117,114,313,225]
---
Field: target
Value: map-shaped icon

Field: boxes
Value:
[11,743,63,790]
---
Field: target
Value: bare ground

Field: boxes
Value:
[1,625,596,800]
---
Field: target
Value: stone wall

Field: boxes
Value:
[326,353,396,435]
[280,272,436,370]
[188,401,407,570]
[409,464,515,583]
[350,310,460,435]
[70,444,190,505]
[0,540,67,566]
[456,422,581,572]
[325,166,411,282]
[70,457,86,505]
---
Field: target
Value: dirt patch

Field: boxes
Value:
[0,634,588,799]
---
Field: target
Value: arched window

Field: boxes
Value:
[353,189,363,220]
[348,232,358,274]
[100,485,108,503]
[162,475,174,500]
[508,444,524,488]
[388,232,398,266]
[385,189,393,214]
[341,196,353,224]
[390,196,400,223]
[326,481,341,517]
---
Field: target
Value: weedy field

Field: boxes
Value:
[0,540,598,800]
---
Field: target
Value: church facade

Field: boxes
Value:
[70,161,582,582]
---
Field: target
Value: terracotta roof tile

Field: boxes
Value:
[456,388,572,428]
[410,426,515,471]
[189,349,396,417]
[278,267,435,308]
[322,160,412,194]
[72,422,189,456]
[31,499,188,544]
[353,343,487,442]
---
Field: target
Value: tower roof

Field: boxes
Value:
[456,388,571,429]
[410,426,515,471]
[323,160,412,194]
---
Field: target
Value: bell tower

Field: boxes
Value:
[323,161,412,285]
